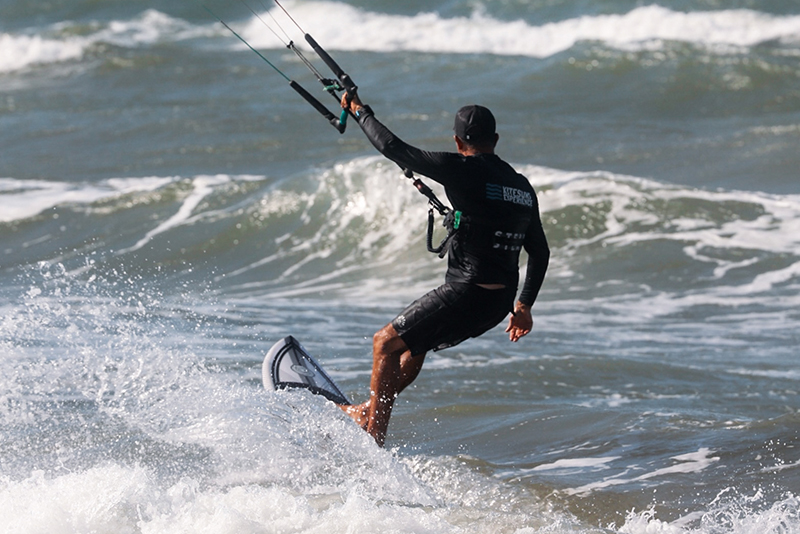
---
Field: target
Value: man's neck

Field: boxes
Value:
[458,146,494,156]
[454,134,498,156]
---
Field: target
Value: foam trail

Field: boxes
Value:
[565,448,720,496]
[0,177,175,222]
[115,175,230,254]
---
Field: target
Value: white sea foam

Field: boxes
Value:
[530,456,620,472]
[213,157,440,301]
[0,32,85,73]
[527,164,800,257]
[564,448,720,496]
[90,9,208,48]
[0,10,210,73]
[620,490,800,534]
[0,461,580,534]
[0,279,575,533]
[0,176,176,222]
[5,160,799,314]
[244,2,800,57]
[522,164,800,317]
[4,4,798,73]
[728,368,800,380]
[115,174,234,254]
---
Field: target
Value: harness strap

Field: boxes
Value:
[401,168,457,257]
[427,209,461,258]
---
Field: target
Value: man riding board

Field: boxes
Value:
[339,94,550,446]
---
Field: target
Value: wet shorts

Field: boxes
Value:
[391,282,517,355]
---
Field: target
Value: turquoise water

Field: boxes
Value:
[2,1,799,532]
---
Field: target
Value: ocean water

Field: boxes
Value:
[1,0,799,532]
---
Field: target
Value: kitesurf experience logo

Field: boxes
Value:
[486,183,533,207]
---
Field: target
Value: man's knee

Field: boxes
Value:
[373,324,407,358]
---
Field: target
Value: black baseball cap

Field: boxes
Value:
[454,105,496,143]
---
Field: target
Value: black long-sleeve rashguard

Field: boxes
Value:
[355,109,550,307]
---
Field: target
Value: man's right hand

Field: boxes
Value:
[341,92,365,116]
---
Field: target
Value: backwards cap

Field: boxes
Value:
[454,105,496,143]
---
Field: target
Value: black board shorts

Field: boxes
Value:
[391,282,517,355]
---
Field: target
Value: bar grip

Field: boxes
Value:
[304,34,357,94]
[290,81,346,133]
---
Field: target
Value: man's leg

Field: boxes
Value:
[341,323,426,446]
[364,324,404,446]
[398,350,426,394]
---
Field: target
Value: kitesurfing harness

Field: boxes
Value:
[206,0,456,255]
[402,167,460,257]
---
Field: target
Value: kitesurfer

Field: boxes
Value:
[339,94,550,446]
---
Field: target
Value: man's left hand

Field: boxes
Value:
[505,302,533,342]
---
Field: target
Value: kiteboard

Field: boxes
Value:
[262,335,351,406]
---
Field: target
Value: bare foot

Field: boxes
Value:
[339,401,369,431]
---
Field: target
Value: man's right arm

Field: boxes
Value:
[341,94,460,184]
